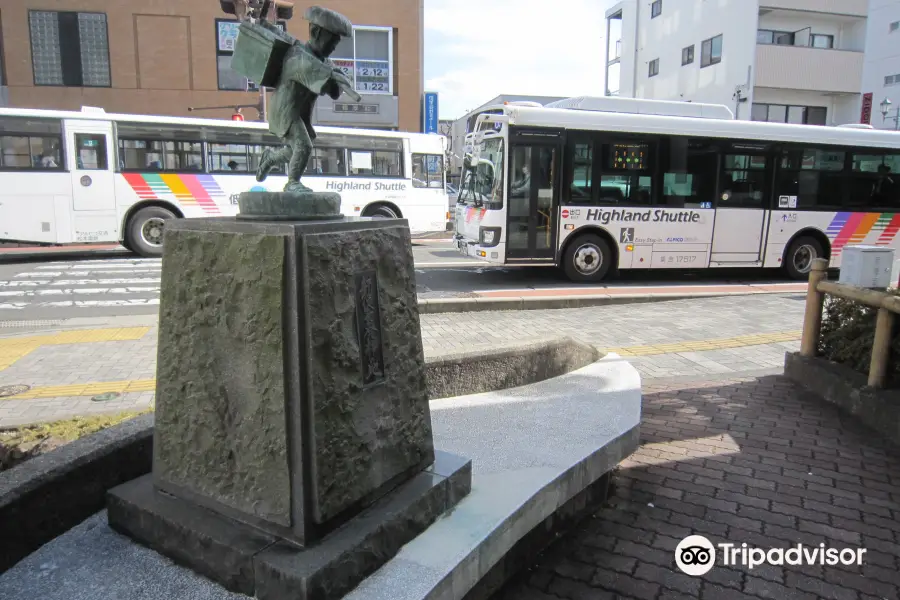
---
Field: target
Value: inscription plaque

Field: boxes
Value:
[355,270,385,386]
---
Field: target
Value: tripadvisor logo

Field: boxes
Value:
[675,535,867,576]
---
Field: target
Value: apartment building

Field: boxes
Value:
[0,0,425,131]
[605,0,871,126]
[861,0,900,129]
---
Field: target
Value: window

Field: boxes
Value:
[566,141,593,202]
[0,117,63,170]
[681,45,694,66]
[29,10,110,87]
[331,26,393,94]
[721,153,767,207]
[118,139,203,171]
[74,133,107,170]
[848,153,900,209]
[885,74,900,86]
[756,29,794,45]
[208,143,284,174]
[750,103,827,126]
[648,58,659,77]
[776,147,846,209]
[660,138,717,208]
[651,0,662,18]
[215,18,286,90]
[890,21,899,33]
[412,154,444,188]
[345,136,403,177]
[810,34,833,49]
[701,34,723,67]
[598,140,653,205]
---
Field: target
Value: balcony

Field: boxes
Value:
[755,44,863,94]
[759,0,867,18]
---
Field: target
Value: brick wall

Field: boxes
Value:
[0,0,423,131]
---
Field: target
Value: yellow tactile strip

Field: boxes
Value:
[605,330,802,357]
[0,327,151,370]
[1,329,802,401]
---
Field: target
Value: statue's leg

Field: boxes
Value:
[255,143,291,182]
[284,124,313,192]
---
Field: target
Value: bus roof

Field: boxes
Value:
[545,96,734,120]
[0,105,441,145]
[492,104,900,150]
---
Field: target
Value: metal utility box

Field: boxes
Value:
[839,245,895,288]
[231,20,295,88]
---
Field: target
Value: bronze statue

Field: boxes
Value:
[255,6,361,193]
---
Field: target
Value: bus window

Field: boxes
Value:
[412,153,443,188]
[775,148,845,209]
[209,143,250,172]
[345,136,403,177]
[661,138,717,208]
[75,134,108,170]
[567,141,593,202]
[598,140,653,205]
[165,141,202,171]
[0,117,63,170]
[849,152,900,209]
[720,154,767,207]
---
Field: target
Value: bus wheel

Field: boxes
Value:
[363,205,398,219]
[127,206,175,258]
[563,234,613,282]
[784,236,824,280]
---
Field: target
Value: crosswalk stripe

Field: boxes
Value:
[0,287,160,297]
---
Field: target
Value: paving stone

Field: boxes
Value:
[497,373,900,600]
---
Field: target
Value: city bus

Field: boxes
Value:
[454,96,900,282]
[0,106,447,257]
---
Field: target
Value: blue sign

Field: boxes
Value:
[423,92,438,133]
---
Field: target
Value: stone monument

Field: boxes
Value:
[106,6,470,600]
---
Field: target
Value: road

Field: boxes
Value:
[0,239,800,320]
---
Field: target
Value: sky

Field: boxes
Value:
[424,0,614,120]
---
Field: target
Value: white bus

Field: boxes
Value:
[0,106,447,257]
[454,96,900,282]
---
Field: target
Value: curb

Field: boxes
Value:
[417,289,799,314]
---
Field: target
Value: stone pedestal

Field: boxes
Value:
[108,216,470,599]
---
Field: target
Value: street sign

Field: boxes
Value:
[423,92,438,134]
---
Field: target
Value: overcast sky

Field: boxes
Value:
[424,0,613,120]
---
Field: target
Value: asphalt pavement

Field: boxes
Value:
[0,238,804,321]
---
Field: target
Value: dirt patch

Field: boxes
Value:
[0,409,152,472]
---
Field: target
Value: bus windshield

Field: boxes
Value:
[458,136,504,209]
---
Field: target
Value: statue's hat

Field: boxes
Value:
[304,5,353,37]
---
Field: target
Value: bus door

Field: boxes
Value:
[506,129,563,261]
[63,119,116,212]
[710,149,770,263]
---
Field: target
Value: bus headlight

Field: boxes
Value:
[479,227,500,247]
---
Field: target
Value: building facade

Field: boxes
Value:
[860,0,900,129]
[605,0,872,127]
[0,0,425,131]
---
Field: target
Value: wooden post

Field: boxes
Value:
[869,307,894,389]
[800,258,829,357]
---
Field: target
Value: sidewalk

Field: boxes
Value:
[495,373,900,600]
[0,294,803,427]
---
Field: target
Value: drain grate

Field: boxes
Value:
[0,320,65,329]
[0,384,30,398]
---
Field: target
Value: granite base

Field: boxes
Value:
[107,451,471,600]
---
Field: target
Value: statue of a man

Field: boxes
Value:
[256,6,361,193]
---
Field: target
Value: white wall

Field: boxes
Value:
[752,87,859,125]
[758,11,866,51]
[617,0,760,117]
[860,0,900,129]
[605,0,638,97]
